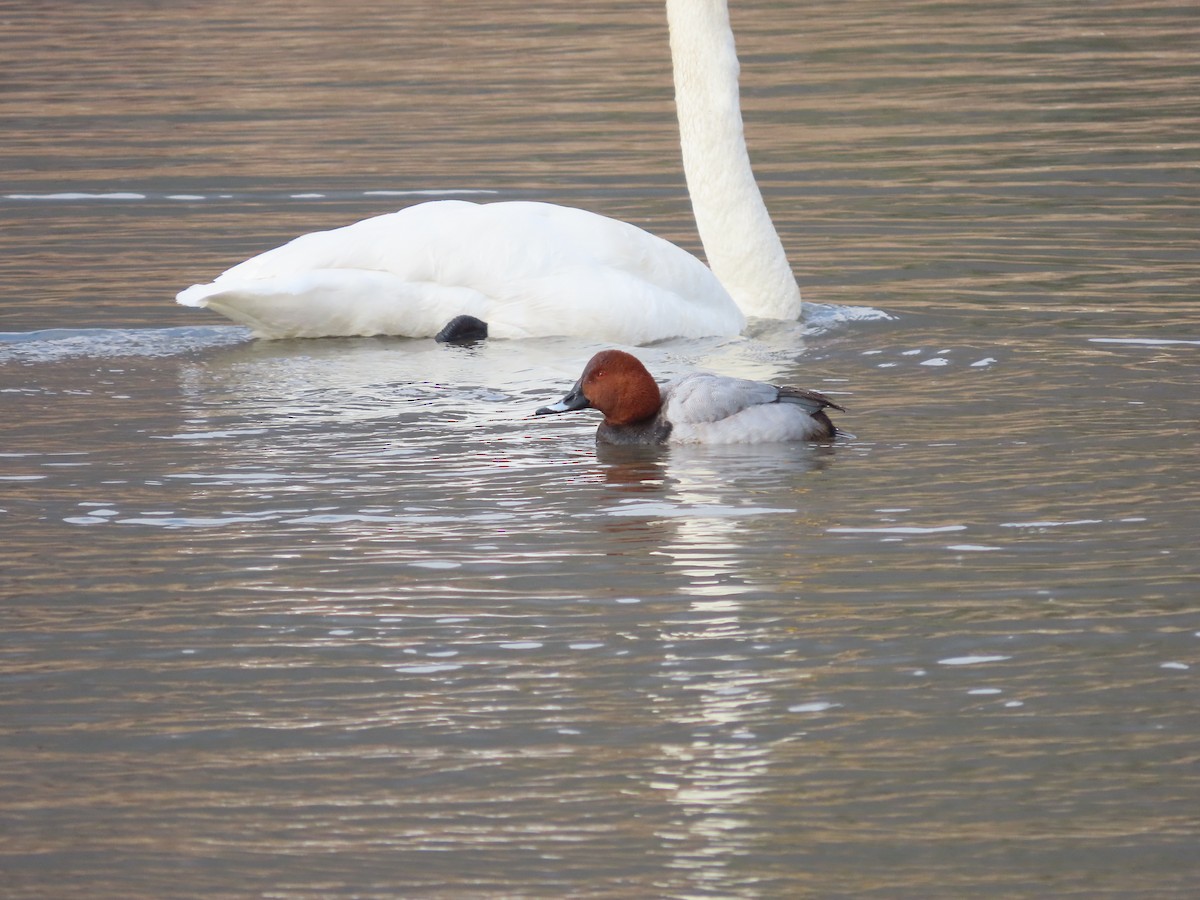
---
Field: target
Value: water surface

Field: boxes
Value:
[2,0,1198,896]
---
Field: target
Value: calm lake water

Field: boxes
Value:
[2,0,1198,896]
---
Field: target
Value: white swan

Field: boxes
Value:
[176,0,802,343]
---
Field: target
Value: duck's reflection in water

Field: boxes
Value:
[588,441,835,893]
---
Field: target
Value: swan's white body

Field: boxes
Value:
[177,200,742,343]
[176,0,801,341]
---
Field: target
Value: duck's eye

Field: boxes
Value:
[593,369,605,379]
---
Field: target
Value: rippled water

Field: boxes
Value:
[2,0,1198,896]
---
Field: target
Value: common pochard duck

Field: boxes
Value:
[535,350,845,444]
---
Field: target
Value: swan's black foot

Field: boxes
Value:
[435,315,489,344]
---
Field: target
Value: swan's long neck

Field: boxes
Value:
[666,0,801,320]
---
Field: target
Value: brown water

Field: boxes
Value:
[2,1,1199,897]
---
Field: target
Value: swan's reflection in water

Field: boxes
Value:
[174,325,816,417]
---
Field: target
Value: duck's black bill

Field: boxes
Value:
[534,381,591,416]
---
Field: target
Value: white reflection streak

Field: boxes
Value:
[661,639,765,879]
[658,739,770,888]
[659,457,762,597]
[649,460,775,892]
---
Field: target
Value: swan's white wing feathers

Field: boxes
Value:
[177,200,744,342]
[181,269,489,340]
